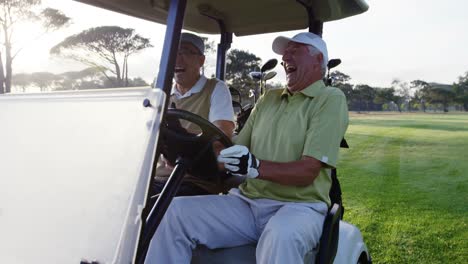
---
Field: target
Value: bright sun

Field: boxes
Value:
[12,22,53,67]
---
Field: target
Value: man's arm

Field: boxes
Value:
[219,145,322,187]
[209,80,236,153]
[219,146,322,187]
[212,120,235,157]
[213,120,235,139]
[219,90,348,186]
[257,156,322,187]
[209,81,235,136]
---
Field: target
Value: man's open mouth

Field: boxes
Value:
[175,67,185,73]
[284,64,296,74]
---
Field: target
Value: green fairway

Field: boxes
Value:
[339,113,468,263]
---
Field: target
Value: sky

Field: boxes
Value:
[12,0,468,88]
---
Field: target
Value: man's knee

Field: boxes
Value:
[261,207,324,247]
[262,222,310,245]
[162,196,192,224]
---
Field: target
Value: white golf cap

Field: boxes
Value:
[180,32,204,54]
[272,32,328,69]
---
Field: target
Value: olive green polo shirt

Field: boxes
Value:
[235,80,349,206]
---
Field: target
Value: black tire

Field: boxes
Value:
[357,252,370,264]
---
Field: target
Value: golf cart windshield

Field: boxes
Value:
[0,88,165,263]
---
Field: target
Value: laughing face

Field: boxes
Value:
[174,42,205,92]
[282,42,323,93]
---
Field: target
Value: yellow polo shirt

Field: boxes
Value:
[235,80,348,206]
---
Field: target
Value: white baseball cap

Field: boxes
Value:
[272,32,328,69]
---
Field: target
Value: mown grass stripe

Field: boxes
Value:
[338,113,468,263]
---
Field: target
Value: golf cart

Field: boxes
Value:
[0,0,371,263]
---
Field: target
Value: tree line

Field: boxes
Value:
[330,71,468,112]
[13,67,148,92]
[216,49,468,113]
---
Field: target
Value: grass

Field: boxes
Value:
[339,112,468,263]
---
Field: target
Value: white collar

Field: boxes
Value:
[171,75,207,99]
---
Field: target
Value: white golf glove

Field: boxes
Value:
[217,145,260,178]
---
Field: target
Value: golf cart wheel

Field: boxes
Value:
[357,252,371,264]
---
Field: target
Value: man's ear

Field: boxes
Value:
[317,52,324,66]
[313,52,324,72]
[199,55,206,67]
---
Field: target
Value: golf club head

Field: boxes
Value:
[327,58,342,70]
[261,58,278,73]
[263,71,277,81]
[249,71,262,80]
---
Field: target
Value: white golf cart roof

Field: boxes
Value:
[77,0,369,36]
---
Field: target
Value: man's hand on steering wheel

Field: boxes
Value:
[218,145,260,178]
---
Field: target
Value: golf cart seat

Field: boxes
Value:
[192,201,344,264]
[191,204,341,264]
[229,86,242,107]
[229,86,254,134]
[192,139,355,264]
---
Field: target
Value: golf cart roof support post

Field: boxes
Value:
[154,0,187,101]
[295,0,324,36]
[199,12,232,81]
[137,0,187,262]
[216,30,232,80]
[310,20,323,36]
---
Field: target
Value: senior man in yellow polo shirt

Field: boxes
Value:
[145,32,349,264]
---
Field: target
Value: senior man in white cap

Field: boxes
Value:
[145,32,349,264]
[152,32,235,196]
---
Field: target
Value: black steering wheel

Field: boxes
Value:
[159,108,233,181]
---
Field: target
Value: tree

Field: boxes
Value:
[330,71,353,106]
[410,80,431,112]
[129,77,149,87]
[12,73,32,92]
[426,83,455,112]
[51,26,152,87]
[99,75,149,88]
[56,67,104,90]
[453,72,468,111]
[12,71,58,92]
[201,36,216,54]
[392,79,412,111]
[30,72,58,92]
[57,67,149,90]
[353,84,376,112]
[0,0,70,93]
[225,49,261,103]
[12,67,150,92]
[265,81,284,91]
[375,87,404,112]
[226,49,261,86]
[330,70,351,85]
[200,36,216,74]
[13,68,101,92]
